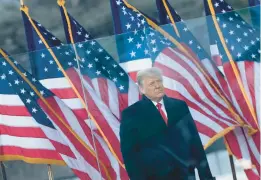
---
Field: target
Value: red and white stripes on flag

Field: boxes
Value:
[210,43,260,174]
[39,68,128,179]
[0,68,111,178]
[222,61,259,130]
[153,47,242,147]
[0,93,107,179]
[210,44,224,74]
[39,95,122,179]
[157,42,261,178]
[209,41,259,129]
[182,43,233,103]
[0,93,64,165]
[86,74,139,120]
[37,119,101,179]
[225,127,260,179]
[242,130,260,175]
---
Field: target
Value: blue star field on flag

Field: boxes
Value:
[0,49,55,129]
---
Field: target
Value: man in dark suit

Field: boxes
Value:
[120,67,215,180]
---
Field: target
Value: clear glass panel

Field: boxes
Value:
[0,5,259,180]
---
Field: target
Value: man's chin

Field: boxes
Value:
[157,92,165,98]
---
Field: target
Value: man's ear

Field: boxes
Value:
[139,85,145,94]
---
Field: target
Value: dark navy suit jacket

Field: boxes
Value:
[120,95,214,180]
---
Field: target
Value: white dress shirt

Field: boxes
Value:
[152,99,168,118]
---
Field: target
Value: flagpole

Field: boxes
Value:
[162,0,180,37]
[228,154,238,180]
[206,0,259,130]
[0,162,7,180]
[72,43,103,179]
[20,0,24,6]
[71,42,103,180]
[58,1,102,178]
[21,2,123,171]
[224,139,237,180]
[0,48,112,179]
[47,164,54,180]
[19,2,111,179]
[18,3,55,180]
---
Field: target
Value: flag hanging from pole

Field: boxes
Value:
[58,0,139,120]
[0,49,64,166]
[0,48,115,179]
[58,0,141,178]
[156,0,232,100]
[204,0,260,130]
[21,4,126,170]
[204,0,260,173]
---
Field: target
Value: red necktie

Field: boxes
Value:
[156,103,168,125]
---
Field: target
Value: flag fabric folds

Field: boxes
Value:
[58,0,140,178]
[204,0,260,130]
[155,0,232,100]
[204,0,260,175]
[0,49,114,179]
[21,5,127,173]
[0,49,64,166]
[58,0,139,120]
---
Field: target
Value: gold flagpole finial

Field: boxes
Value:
[20,4,29,15]
[20,0,29,15]
[57,0,65,6]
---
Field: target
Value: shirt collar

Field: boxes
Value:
[152,98,164,107]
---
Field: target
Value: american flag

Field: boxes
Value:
[21,5,125,179]
[0,49,65,166]
[156,1,260,179]
[110,0,154,80]
[59,1,139,119]
[110,0,242,149]
[155,0,242,129]
[156,0,233,100]
[0,49,116,179]
[204,0,260,174]
[59,1,139,178]
[204,0,260,128]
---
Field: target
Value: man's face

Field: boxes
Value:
[139,76,165,102]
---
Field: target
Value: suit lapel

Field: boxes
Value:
[163,96,175,126]
[164,96,188,127]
